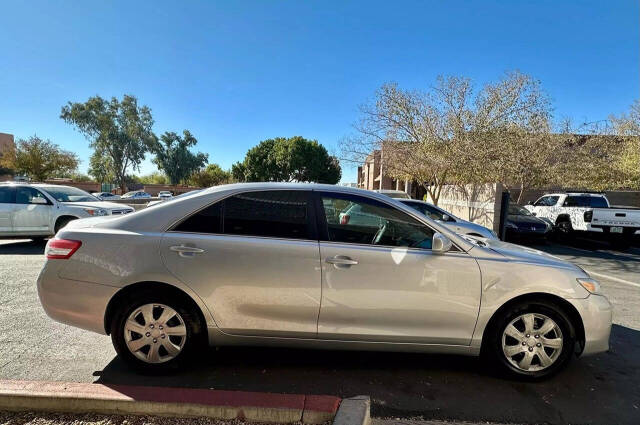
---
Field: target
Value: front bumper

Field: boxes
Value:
[37,263,118,335]
[569,294,612,356]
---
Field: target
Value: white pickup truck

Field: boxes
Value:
[525,192,640,247]
[0,183,134,241]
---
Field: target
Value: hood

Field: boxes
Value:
[62,201,131,210]
[508,214,546,225]
[472,238,581,271]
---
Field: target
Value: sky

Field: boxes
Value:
[1,0,638,183]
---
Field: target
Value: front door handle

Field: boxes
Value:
[326,255,358,268]
[170,245,205,257]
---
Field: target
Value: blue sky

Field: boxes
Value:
[1,0,638,183]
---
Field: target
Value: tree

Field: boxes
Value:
[235,136,341,183]
[151,130,208,185]
[87,148,114,184]
[342,71,554,204]
[0,135,79,181]
[60,95,156,193]
[137,172,169,184]
[610,100,640,188]
[189,163,232,187]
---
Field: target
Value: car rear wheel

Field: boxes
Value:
[110,291,203,372]
[486,301,575,380]
[54,216,77,234]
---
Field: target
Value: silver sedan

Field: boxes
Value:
[37,183,612,379]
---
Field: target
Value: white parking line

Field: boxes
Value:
[586,270,640,288]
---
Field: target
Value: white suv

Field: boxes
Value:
[0,183,134,241]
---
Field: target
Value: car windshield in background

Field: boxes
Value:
[509,205,533,216]
[40,186,99,202]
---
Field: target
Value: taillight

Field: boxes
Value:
[340,215,350,225]
[46,239,82,259]
[584,210,593,223]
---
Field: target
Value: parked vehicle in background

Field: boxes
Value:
[0,183,134,240]
[505,205,552,242]
[93,192,121,201]
[38,183,611,379]
[158,191,173,200]
[122,190,151,199]
[525,193,640,248]
[147,190,203,207]
[398,199,497,239]
[374,189,411,199]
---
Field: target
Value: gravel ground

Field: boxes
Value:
[0,411,296,425]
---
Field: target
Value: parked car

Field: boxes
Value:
[505,205,552,242]
[158,191,173,200]
[525,192,640,248]
[122,190,151,199]
[398,199,497,239]
[374,189,411,199]
[93,192,121,201]
[147,190,203,207]
[37,183,611,379]
[0,183,134,241]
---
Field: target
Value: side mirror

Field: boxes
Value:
[31,197,48,205]
[531,212,537,216]
[432,232,452,254]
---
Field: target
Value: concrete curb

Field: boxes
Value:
[332,396,370,425]
[0,380,340,424]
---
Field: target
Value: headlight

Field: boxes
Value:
[84,208,108,216]
[577,278,602,295]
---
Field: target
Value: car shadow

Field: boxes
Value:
[0,239,46,255]
[95,324,640,425]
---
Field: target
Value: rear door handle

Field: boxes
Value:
[326,255,358,267]
[170,245,205,257]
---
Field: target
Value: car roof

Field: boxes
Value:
[544,192,605,197]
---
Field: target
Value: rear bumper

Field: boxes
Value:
[569,295,612,356]
[37,262,118,335]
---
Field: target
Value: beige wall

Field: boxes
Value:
[426,183,502,232]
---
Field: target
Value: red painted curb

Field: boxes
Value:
[0,379,341,421]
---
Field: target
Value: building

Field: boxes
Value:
[356,149,426,199]
[0,133,15,181]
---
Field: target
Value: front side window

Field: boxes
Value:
[320,193,434,249]
[0,187,15,204]
[172,190,312,240]
[534,196,559,206]
[16,187,49,204]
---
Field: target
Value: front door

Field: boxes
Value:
[161,189,321,338]
[316,192,482,345]
[12,187,52,234]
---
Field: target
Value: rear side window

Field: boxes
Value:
[16,187,48,204]
[564,196,608,208]
[172,190,312,240]
[224,190,311,239]
[0,187,15,203]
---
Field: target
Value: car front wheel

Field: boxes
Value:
[486,301,575,380]
[110,291,203,372]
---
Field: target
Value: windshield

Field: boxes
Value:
[509,205,533,216]
[40,186,100,202]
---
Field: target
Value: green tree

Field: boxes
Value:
[235,136,341,183]
[137,172,169,184]
[150,130,208,185]
[189,163,232,187]
[60,95,156,193]
[87,148,114,184]
[0,135,79,181]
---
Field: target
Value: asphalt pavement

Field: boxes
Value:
[0,237,638,425]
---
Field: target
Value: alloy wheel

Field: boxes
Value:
[501,313,563,372]
[123,303,187,364]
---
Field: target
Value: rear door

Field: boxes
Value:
[12,186,52,234]
[0,186,16,234]
[161,189,322,338]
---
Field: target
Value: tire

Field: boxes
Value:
[54,216,77,234]
[485,300,576,380]
[554,218,573,241]
[110,290,204,372]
